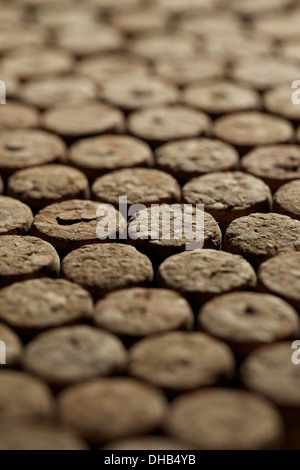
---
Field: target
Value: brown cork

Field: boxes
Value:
[129,32,200,61]
[231,57,300,91]
[214,112,294,150]
[258,252,300,310]
[155,138,239,184]
[55,24,124,57]
[77,54,149,85]
[241,146,300,192]
[0,278,93,335]
[198,292,299,358]
[111,7,169,36]
[101,75,179,112]
[42,102,125,141]
[58,378,167,444]
[153,55,225,87]
[0,323,22,368]
[164,388,284,450]
[0,102,39,131]
[128,332,235,392]
[61,244,154,299]
[2,46,74,80]
[0,130,66,178]
[94,288,194,339]
[264,85,300,122]
[230,0,292,16]
[0,235,60,287]
[68,135,154,181]
[254,9,300,40]
[183,80,261,116]
[7,165,90,211]
[128,205,222,260]
[22,326,128,387]
[183,172,272,228]
[20,75,98,110]
[157,249,256,307]
[204,32,273,62]
[31,199,126,254]
[240,342,300,449]
[0,370,55,425]
[92,168,181,207]
[128,105,212,145]
[224,213,300,266]
[0,196,33,235]
[0,425,89,450]
[274,180,300,220]
[0,25,48,55]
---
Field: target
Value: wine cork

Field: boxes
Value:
[2,46,74,80]
[232,57,300,91]
[128,105,212,146]
[198,292,299,358]
[153,55,225,87]
[68,135,154,181]
[31,199,126,254]
[55,24,124,57]
[7,165,90,211]
[183,172,272,228]
[258,252,300,310]
[224,213,300,266]
[22,326,128,388]
[179,11,242,37]
[61,244,154,299]
[0,25,47,54]
[0,370,55,425]
[42,102,125,142]
[0,323,22,367]
[111,7,169,36]
[157,249,256,308]
[20,75,98,110]
[204,32,273,61]
[183,80,261,116]
[35,2,98,30]
[94,288,194,340]
[264,84,300,122]
[241,146,300,192]
[273,180,300,220]
[129,32,200,60]
[0,278,93,336]
[214,112,294,152]
[155,138,239,184]
[0,236,60,287]
[77,54,149,85]
[0,130,66,178]
[157,0,222,16]
[280,40,300,62]
[0,424,89,450]
[101,75,179,112]
[58,378,167,444]
[128,206,222,261]
[254,9,300,40]
[164,388,284,449]
[128,332,235,392]
[0,102,39,131]
[0,196,33,235]
[92,168,181,207]
[230,0,292,16]
[240,342,300,449]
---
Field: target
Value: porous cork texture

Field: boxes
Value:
[1,0,300,451]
